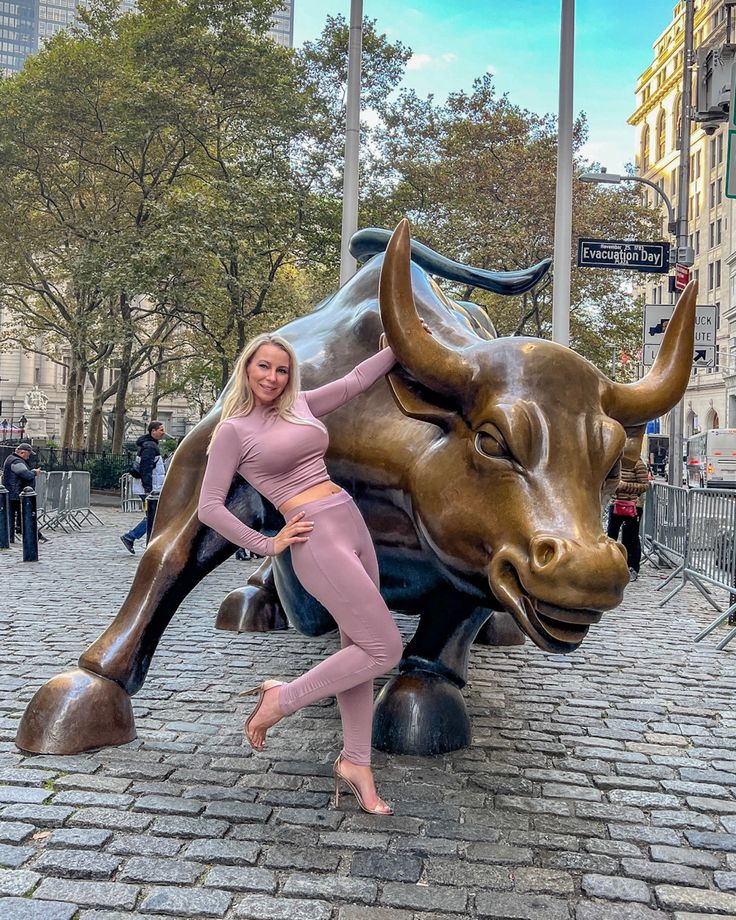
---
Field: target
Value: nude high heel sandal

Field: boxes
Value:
[333,755,393,816]
[242,680,283,751]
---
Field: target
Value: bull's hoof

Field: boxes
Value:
[16,668,136,754]
[475,610,526,646]
[372,670,470,756]
[215,586,289,633]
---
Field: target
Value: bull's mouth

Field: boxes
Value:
[521,595,601,653]
[489,555,605,654]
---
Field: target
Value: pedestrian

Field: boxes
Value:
[2,442,48,544]
[120,420,167,554]
[197,328,429,815]
[607,440,650,582]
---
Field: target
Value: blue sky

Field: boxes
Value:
[294,1,677,172]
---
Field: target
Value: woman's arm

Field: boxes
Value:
[197,423,275,556]
[304,346,397,418]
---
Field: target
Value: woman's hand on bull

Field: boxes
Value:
[379,318,432,350]
[272,511,314,554]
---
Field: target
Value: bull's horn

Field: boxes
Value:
[379,219,473,395]
[605,280,697,426]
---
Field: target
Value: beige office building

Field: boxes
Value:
[629,0,736,447]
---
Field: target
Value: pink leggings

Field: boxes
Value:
[277,490,403,765]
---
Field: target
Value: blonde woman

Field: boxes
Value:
[198,328,428,815]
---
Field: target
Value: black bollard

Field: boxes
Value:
[20,486,38,562]
[145,490,160,544]
[0,485,9,550]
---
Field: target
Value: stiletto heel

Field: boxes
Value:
[243,680,283,751]
[332,755,393,816]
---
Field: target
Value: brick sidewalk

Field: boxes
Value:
[1,508,736,919]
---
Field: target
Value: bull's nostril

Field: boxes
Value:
[532,537,561,571]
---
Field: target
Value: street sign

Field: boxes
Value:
[674,264,690,290]
[642,344,715,368]
[577,238,670,273]
[642,303,718,367]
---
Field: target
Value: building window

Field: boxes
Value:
[641,125,650,171]
[657,109,667,160]
[718,132,724,163]
[711,137,718,170]
[717,177,723,205]
[710,181,716,209]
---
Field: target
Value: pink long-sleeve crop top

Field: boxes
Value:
[197,347,397,556]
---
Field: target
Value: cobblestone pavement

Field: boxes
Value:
[2,508,736,919]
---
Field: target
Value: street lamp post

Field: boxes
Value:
[579,169,692,486]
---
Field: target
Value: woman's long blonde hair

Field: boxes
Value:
[208,333,324,453]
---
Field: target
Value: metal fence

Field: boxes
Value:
[36,471,103,532]
[1,446,133,490]
[643,483,736,650]
[120,473,144,513]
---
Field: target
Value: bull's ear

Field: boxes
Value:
[387,370,457,429]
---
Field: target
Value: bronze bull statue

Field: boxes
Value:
[16,220,696,756]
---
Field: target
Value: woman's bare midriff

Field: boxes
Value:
[279,481,342,515]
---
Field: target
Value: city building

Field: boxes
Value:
[1,0,293,74]
[629,0,734,445]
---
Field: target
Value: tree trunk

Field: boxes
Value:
[73,360,86,450]
[85,369,105,452]
[111,294,133,454]
[150,361,160,418]
[61,357,77,450]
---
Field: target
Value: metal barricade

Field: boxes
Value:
[653,486,736,649]
[38,471,66,531]
[120,474,144,513]
[36,470,102,531]
[644,483,689,578]
[67,472,103,527]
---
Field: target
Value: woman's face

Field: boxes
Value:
[247,344,291,406]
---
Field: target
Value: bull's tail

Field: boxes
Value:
[350,227,551,296]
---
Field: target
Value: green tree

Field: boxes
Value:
[365,75,659,375]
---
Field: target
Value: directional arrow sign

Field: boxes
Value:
[642,344,716,367]
[642,303,718,368]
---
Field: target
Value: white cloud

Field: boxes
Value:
[407,53,433,71]
[486,64,497,76]
[441,52,457,63]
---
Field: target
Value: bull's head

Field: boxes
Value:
[380,219,696,653]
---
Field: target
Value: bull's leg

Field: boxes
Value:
[475,609,527,646]
[16,423,264,755]
[373,597,488,756]
[216,561,289,633]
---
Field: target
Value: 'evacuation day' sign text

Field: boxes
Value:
[577,238,670,273]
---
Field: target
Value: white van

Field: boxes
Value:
[686,428,736,489]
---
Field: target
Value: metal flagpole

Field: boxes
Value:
[339,0,363,287]
[552,0,574,347]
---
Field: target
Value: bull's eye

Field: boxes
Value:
[474,430,510,460]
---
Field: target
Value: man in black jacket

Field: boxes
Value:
[121,421,166,553]
[2,443,45,542]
